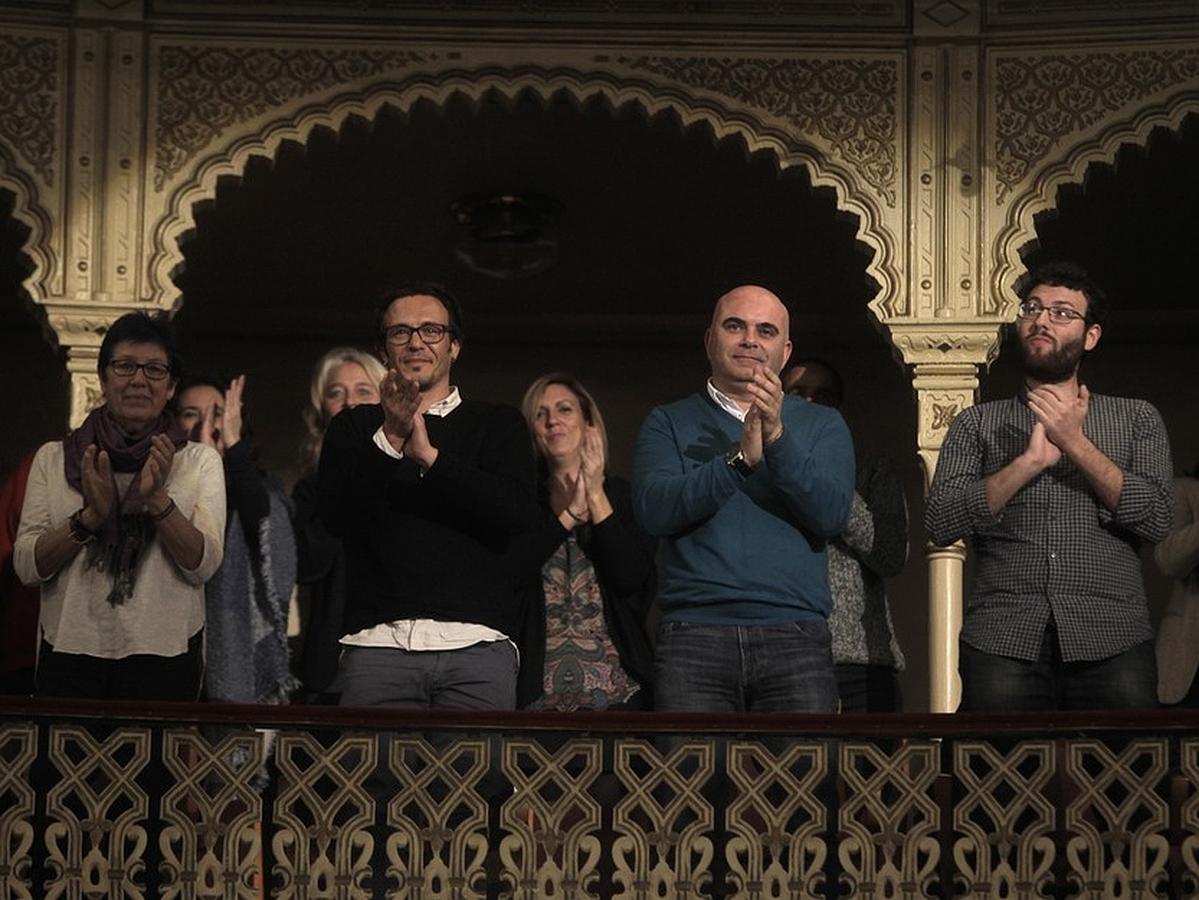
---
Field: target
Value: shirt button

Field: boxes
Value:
[1049,551,1058,560]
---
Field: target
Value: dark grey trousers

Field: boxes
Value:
[337,640,518,710]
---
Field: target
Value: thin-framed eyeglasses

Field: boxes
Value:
[1016,300,1086,324]
[109,359,172,380]
[383,322,453,346]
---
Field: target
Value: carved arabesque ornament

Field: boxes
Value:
[0,32,59,188]
[891,328,1003,366]
[619,54,899,206]
[994,46,1199,202]
[154,44,433,190]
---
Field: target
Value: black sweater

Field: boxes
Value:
[318,400,538,638]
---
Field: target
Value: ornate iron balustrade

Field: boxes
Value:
[2,698,1199,899]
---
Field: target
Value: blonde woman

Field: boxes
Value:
[293,347,385,701]
[514,373,656,710]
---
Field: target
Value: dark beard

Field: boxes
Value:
[1020,333,1084,383]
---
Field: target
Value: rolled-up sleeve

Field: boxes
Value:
[1100,401,1173,543]
[925,408,1002,546]
[13,443,56,585]
[176,443,226,584]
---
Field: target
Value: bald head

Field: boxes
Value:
[705,284,793,396]
[711,285,790,333]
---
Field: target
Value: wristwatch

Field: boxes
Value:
[724,445,756,477]
[68,509,97,545]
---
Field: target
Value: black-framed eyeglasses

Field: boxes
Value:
[1017,300,1086,324]
[109,359,172,380]
[383,322,453,346]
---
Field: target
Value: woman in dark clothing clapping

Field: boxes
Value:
[291,347,385,702]
[515,373,656,710]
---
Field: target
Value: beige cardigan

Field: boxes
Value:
[1154,477,1199,704]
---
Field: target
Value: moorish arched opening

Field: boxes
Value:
[0,186,67,476]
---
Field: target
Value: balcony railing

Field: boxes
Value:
[2,698,1198,898]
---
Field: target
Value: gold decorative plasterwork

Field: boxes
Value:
[154,44,433,190]
[988,45,1199,320]
[994,47,1199,204]
[0,32,59,188]
[617,54,900,206]
[891,326,1003,367]
[918,385,973,435]
[387,736,490,896]
[145,66,901,322]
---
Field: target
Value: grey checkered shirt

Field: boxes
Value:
[925,391,1173,662]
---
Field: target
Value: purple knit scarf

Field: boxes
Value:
[63,406,188,605]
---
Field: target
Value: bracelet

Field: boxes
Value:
[68,509,97,545]
[149,497,176,522]
[566,506,587,523]
[765,423,785,446]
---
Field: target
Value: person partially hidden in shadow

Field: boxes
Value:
[783,358,908,713]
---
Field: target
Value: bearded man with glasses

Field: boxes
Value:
[926,262,1173,711]
[318,283,538,710]
[14,311,226,699]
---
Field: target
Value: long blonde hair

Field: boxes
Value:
[520,372,609,478]
[300,347,387,474]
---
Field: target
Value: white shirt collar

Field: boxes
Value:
[706,379,747,422]
[425,386,462,418]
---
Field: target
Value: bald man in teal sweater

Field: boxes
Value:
[632,285,854,713]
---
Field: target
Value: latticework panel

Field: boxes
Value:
[952,739,1056,899]
[611,739,716,900]
[838,740,940,900]
[0,722,36,900]
[272,731,378,899]
[499,738,604,899]
[1063,738,1170,900]
[1180,737,1199,900]
[158,727,264,899]
[386,736,491,898]
[43,724,152,899]
[723,738,828,899]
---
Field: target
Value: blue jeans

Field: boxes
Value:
[654,620,838,713]
[959,629,1157,712]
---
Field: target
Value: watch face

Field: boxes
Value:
[725,446,753,476]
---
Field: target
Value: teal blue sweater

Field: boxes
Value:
[632,392,854,624]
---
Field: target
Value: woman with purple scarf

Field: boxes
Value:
[13,312,226,700]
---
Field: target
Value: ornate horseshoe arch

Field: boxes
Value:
[145,65,901,326]
[0,151,54,313]
[990,83,1199,315]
